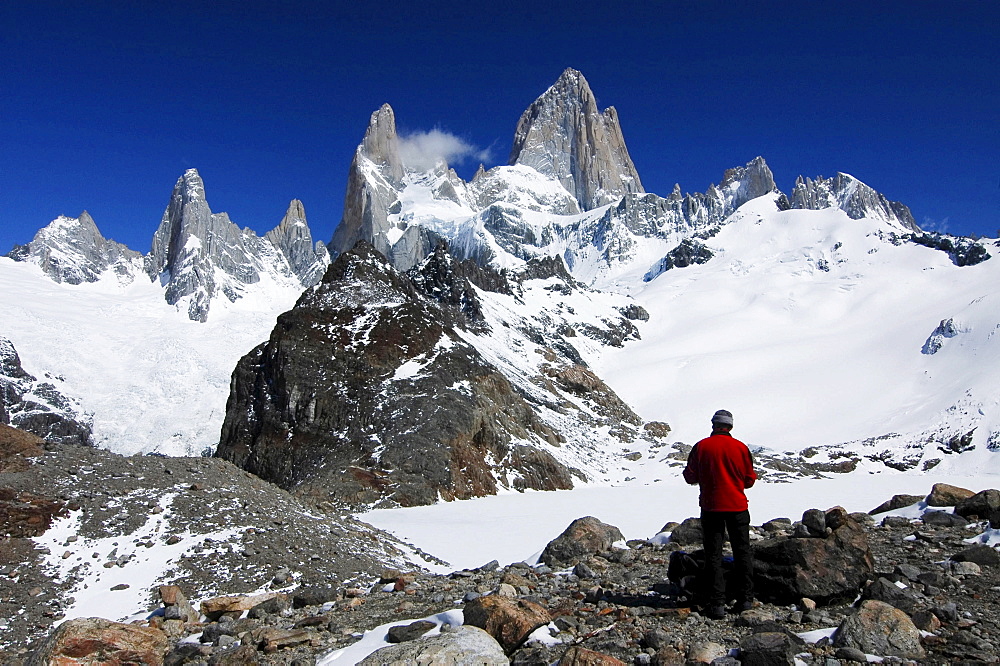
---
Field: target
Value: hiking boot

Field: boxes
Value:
[731,599,754,613]
[704,605,726,620]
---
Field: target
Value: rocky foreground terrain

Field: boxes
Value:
[3,423,1000,664]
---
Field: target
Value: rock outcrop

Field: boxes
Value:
[216,241,578,507]
[509,68,643,210]
[0,337,91,446]
[789,172,919,232]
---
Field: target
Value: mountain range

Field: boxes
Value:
[2,67,998,505]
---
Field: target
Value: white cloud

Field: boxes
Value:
[397,129,492,171]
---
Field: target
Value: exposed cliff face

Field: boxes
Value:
[145,169,328,321]
[790,172,919,232]
[264,199,330,287]
[330,105,408,266]
[6,211,143,285]
[146,169,263,321]
[0,337,91,446]
[216,242,579,508]
[509,68,644,210]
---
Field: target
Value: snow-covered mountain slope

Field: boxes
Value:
[597,195,1000,473]
[8,169,329,322]
[0,257,303,455]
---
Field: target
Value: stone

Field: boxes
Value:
[26,616,170,666]
[955,488,1000,526]
[292,585,338,608]
[951,543,1000,567]
[949,560,981,576]
[859,577,920,615]
[558,645,627,665]
[801,508,827,537]
[387,619,436,643]
[652,645,686,665]
[200,592,281,621]
[667,517,703,546]
[869,494,923,515]
[926,482,975,507]
[911,609,942,632]
[159,584,197,623]
[248,594,291,618]
[249,626,315,653]
[832,600,925,659]
[540,516,624,567]
[921,509,968,527]
[685,641,726,663]
[738,631,799,665]
[833,646,868,662]
[357,625,508,665]
[752,514,874,605]
[463,594,552,653]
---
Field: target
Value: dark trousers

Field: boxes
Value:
[701,509,753,606]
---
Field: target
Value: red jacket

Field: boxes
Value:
[683,432,757,512]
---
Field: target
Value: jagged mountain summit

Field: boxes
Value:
[1,66,997,482]
[7,211,143,286]
[509,67,644,210]
[327,68,918,291]
[8,168,329,322]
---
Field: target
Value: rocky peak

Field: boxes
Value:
[790,172,919,232]
[7,211,142,285]
[330,105,408,265]
[264,199,330,286]
[509,68,644,210]
[361,103,405,186]
[147,169,267,321]
[718,156,779,209]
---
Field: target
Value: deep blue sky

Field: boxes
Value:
[2,1,998,255]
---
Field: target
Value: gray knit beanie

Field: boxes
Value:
[711,409,734,427]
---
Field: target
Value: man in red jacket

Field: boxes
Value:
[683,409,757,619]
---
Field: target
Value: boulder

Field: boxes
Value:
[463,595,552,653]
[159,584,197,623]
[540,516,624,567]
[26,617,170,666]
[558,645,627,665]
[752,509,874,605]
[926,482,975,507]
[685,641,726,664]
[667,517,703,545]
[859,577,920,615]
[921,509,968,527]
[869,493,922,515]
[738,631,801,665]
[387,620,437,643]
[201,592,282,621]
[800,508,827,537]
[951,543,1000,567]
[357,625,509,665]
[832,600,925,660]
[955,488,1000,526]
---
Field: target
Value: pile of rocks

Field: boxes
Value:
[15,474,1000,665]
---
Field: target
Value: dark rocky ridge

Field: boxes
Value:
[216,241,581,508]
